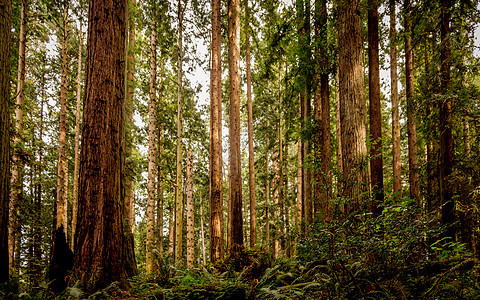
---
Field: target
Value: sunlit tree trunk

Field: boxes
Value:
[156,98,164,258]
[72,21,83,251]
[404,0,419,204]
[368,0,383,215]
[168,204,174,258]
[390,0,401,196]
[440,0,454,238]
[338,0,370,214]
[0,0,12,284]
[210,0,224,262]
[227,0,243,251]
[56,5,69,235]
[9,0,27,273]
[186,150,194,267]
[73,0,136,290]
[199,193,206,265]
[146,23,157,274]
[175,0,185,263]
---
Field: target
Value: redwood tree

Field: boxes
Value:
[73,0,136,290]
[0,0,12,284]
[209,0,224,262]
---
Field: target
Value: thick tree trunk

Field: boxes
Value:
[146,24,157,274]
[186,150,194,267]
[175,0,185,264]
[227,0,243,251]
[210,0,224,262]
[73,0,133,290]
[246,1,256,249]
[72,21,83,251]
[338,0,370,215]
[440,0,454,239]
[404,0,420,203]
[9,0,27,273]
[390,0,401,196]
[0,0,12,284]
[314,0,331,221]
[368,0,383,215]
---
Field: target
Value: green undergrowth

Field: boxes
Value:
[8,201,480,299]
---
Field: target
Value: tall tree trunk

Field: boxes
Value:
[246,0,256,249]
[209,0,224,262]
[146,23,157,274]
[368,0,383,215]
[168,204,174,258]
[278,112,285,252]
[73,0,134,290]
[404,0,420,203]
[284,137,291,257]
[9,0,27,273]
[156,101,164,258]
[265,131,270,250]
[338,0,370,215]
[125,0,136,233]
[314,0,331,221]
[335,68,342,191]
[186,150,194,267]
[0,0,12,284]
[227,0,243,251]
[390,0,401,196]
[440,0,454,238]
[56,5,69,235]
[175,0,185,263]
[72,21,83,251]
[464,119,471,156]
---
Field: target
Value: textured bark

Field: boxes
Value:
[227,0,243,250]
[0,0,11,284]
[125,0,136,233]
[186,151,194,267]
[335,70,342,183]
[314,0,331,221]
[146,25,157,274]
[338,0,370,214]
[368,0,383,215]
[390,0,401,196]
[175,0,185,263]
[9,0,27,272]
[73,0,134,290]
[440,0,454,238]
[404,0,420,203]
[72,22,83,250]
[246,1,256,249]
[209,0,224,262]
[56,6,69,234]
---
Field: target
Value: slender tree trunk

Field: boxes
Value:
[464,119,471,156]
[209,0,224,262]
[404,0,420,204]
[125,0,136,233]
[200,193,206,265]
[72,21,83,251]
[73,0,134,290]
[175,0,185,263]
[368,0,383,215]
[0,0,12,284]
[186,150,194,267]
[390,0,401,196]
[314,0,331,221]
[284,137,291,257]
[440,0,454,238]
[168,204,174,258]
[227,0,243,251]
[56,5,69,235]
[156,107,165,258]
[278,111,285,252]
[265,131,270,250]
[338,0,370,215]
[9,0,27,273]
[246,0,256,249]
[146,23,157,274]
